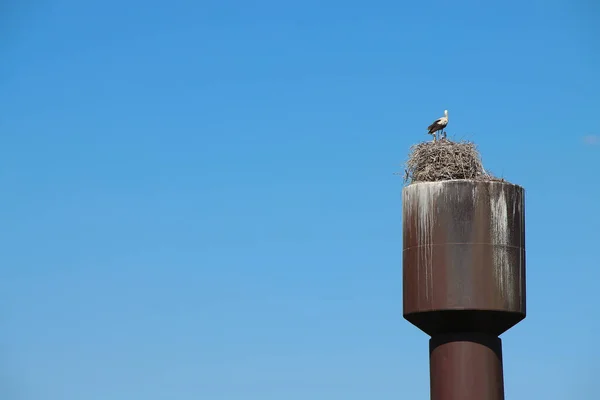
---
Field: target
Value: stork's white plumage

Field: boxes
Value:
[427,110,449,141]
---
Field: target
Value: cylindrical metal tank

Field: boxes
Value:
[402,180,526,336]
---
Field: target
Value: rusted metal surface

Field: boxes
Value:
[402,180,526,336]
[401,180,527,399]
[429,333,504,400]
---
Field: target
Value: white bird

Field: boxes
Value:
[427,110,449,141]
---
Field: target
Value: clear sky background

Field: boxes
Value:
[1,1,599,399]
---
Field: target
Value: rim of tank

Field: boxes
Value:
[404,179,524,190]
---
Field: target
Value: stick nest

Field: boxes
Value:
[404,138,499,184]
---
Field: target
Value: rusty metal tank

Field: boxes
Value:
[402,180,526,336]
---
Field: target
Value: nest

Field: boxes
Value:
[404,138,499,184]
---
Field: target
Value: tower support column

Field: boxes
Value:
[429,333,504,400]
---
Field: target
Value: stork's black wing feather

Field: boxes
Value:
[427,118,443,133]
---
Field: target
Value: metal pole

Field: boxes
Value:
[430,333,504,400]
[402,180,526,400]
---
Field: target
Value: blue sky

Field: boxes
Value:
[1,1,599,399]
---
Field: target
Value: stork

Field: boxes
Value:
[427,109,448,141]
